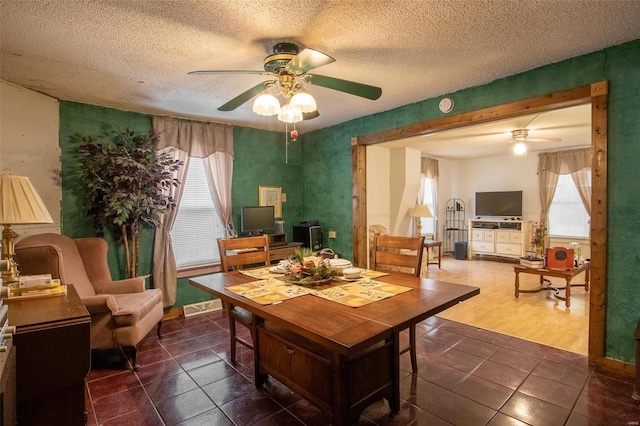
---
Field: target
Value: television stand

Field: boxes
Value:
[468,219,532,261]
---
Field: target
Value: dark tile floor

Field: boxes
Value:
[85,311,640,425]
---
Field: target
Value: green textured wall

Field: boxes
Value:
[302,39,640,362]
[58,102,153,281]
[231,126,303,239]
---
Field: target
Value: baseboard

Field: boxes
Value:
[590,355,635,382]
[182,299,223,317]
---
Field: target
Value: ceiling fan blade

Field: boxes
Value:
[286,48,336,74]
[218,81,274,111]
[188,70,268,76]
[306,74,382,100]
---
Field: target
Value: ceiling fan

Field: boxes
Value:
[188,42,382,123]
[481,115,562,155]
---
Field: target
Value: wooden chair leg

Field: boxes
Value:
[157,320,163,339]
[227,307,237,364]
[409,325,418,372]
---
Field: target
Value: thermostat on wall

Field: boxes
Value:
[439,98,454,113]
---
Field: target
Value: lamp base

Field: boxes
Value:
[1,224,20,283]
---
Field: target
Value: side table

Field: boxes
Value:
[423,240,442,269]
[7,284,91,426]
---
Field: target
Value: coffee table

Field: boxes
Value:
[514,261,590,307]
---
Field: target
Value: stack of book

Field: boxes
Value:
[7,275,66,300]
[519,257,545,269]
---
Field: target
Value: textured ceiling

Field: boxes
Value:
[1,0,639,142]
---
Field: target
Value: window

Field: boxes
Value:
[548,173,590,238]
[171,158,226,268]
[420,177,436,235]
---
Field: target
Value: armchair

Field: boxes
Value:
[14,233,163,370]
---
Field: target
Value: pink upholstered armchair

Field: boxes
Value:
[15,233,163,370]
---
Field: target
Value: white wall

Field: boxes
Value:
[450,152,541,222]
[366,146,391,231]
[0,80,61,238]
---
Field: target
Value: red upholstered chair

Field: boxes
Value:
[371,234,425,372]
[15,233,163,370]
[217,235,271,363]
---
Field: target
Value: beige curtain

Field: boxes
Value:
[420,158,439,238]
[537,147,591,231]
[152,116,234,306]
[571,169,591,217]
[152,150,190,306]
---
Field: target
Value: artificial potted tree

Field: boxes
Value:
[73,128,182,278]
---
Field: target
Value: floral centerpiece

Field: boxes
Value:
[283,248,337,285]
[531,221,547,256]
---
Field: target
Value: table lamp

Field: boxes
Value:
[0,172,54,283]
[410,203,433,237]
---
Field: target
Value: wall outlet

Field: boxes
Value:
[282,193,286,202]
[328,231,337,238]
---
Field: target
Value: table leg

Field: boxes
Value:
[585,266,590,292]
[565,278,571,308]
[515,271,520,298]
[437,245,441,269]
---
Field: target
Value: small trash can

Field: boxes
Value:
[454,242,467,260]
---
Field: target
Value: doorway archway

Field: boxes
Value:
[351,81,608,362]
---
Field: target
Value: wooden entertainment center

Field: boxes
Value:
[468,219,532,260]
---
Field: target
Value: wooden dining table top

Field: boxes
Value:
[189,271,480,357]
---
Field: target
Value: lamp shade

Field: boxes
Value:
[410,203,433,218]
[252,91,280,116]
[0,174,53,224]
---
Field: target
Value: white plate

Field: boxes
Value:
[269,266,287,274]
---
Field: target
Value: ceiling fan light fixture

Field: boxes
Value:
[513,141,527,156]
[252,91,280,116]
[277,104,303,123]
[289,89,317,113]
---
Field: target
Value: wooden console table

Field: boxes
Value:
[190,272,478,425]
[7,285,91,425]
[269,241,303,262]
[514,262,590,308]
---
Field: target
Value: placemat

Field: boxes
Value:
[238,266,285,280]
[335,269,389,281]
[312,279,412,307]
[226,278,314,305]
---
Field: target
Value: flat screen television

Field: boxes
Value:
[475,191,523,218]
[240,206,275,235]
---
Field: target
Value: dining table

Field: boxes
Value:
[189,269,479,425]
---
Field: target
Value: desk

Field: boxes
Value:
[514,262,590,308]
[423,240,442,269]
[7,285,91,425]
[190,272,478,425]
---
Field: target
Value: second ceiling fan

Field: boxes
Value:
[188,42,382,123]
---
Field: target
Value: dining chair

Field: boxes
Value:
[217,235,271,363]
[371,234,425,372]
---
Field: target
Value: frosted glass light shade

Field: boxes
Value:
[289,90,317,113]
[513,142,527,155]
[278,104,303,123]
[252,91,280,116]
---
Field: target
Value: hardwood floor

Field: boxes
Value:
[425,253,589,355]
